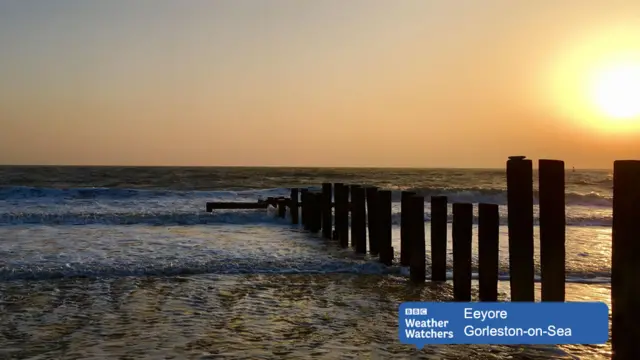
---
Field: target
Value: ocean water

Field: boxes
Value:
[0,166,613,359]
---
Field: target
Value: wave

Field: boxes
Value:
[0,185,613,207]
[0,259,611,284]
[0,186,295,201]
[398,187,612,207]
[0,259,395,282]
[0,209,612,227]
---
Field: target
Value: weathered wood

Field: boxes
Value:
[309,192,322,233]
[336,184,350,248]
[408,195,426,283]
[301,189,310,230]
[333,183,343,240]
[206,202,269,211]
[377,190,393,265]
[478,203,499,302]
[290,188,299,224]
[453,202,473,302]
[539,159,566,302]
[349,185,362,248]
[400,191,416,266]
[506,156,535,301]
[612,160,640,360]
[365,186,380,255]
[322,183,333,239]
[430,195,448,282]
[277,199,286,218]
[352,186,367,253]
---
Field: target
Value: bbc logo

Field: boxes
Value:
[404,308,428,315]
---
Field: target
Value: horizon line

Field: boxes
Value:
[0,163,612,171]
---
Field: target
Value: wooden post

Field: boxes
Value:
[478,203,499,302]
[322,183,333,239]
[431,195,448,282]
[366,186,380,255]
[290,188,299,224]
[612,160,640,360]
[506,156,535,302]
[351,186,367,254]
[453,203,473,301]
[538,159,566,302]
[333,183,343,240]
[408,195,426,283]
[310,192,322,233]
[277,199,286,218]
[400,191,416,266]
[336,184,349,248]
[378,190,393,265]
[301,189,309,229]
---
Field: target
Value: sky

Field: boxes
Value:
[1,0,640,168]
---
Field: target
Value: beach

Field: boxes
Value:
[0,166,612,359]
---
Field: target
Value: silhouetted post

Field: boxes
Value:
[301,189,309,230]
[408,195,426,283]
[453,203,473,301]
[333,183,344,240]
[352,186,367,253]
[366,186,380,255]
[322,183,333,239]
[378,190,393,265]
[336,184,350,248]
[277,199,286,218]
[478,203,499,302]
[431,196,448,282]
[290,188,299,224]
[310,192,322,233]
[539,159,566,302]
[611,160,640,360]
[506,156,535,302]
[400,191,416,266]
[349,185,361,247]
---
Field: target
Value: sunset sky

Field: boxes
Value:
[1,0,640,168]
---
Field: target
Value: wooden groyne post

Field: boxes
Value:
[612,160,640,360]
[290,188,299,224]
[378,190,393,265]
[309,192,322,233]
[409,194,426,283]
[301,189,309,230]
[453,203,473,301]
[478,203,499,301]
[322,183,333,239]
[538,159,566,302]
[431,195,448,282]
[335,183,350,248]
[400,191,416,266]
[351,185,367,254]
[366,186,380,255]
[277,198,286,218]
[506,156,535,301]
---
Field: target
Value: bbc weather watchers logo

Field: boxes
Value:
[398,302,609,348]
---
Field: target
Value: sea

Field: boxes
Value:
[0,166,613,359]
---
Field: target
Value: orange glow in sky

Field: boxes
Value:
[1,0,640,168]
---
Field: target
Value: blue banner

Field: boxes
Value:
[398,302,608,347]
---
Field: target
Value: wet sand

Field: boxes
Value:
[0,273,610,359]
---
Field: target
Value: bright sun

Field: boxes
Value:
[589,63,640,120]
[545,26,640,133]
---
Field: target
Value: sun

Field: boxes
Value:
[543,25,640,134]
[589,63,640,120]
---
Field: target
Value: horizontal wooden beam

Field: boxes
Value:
[205,200,351,212]
[206,202,270,211]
